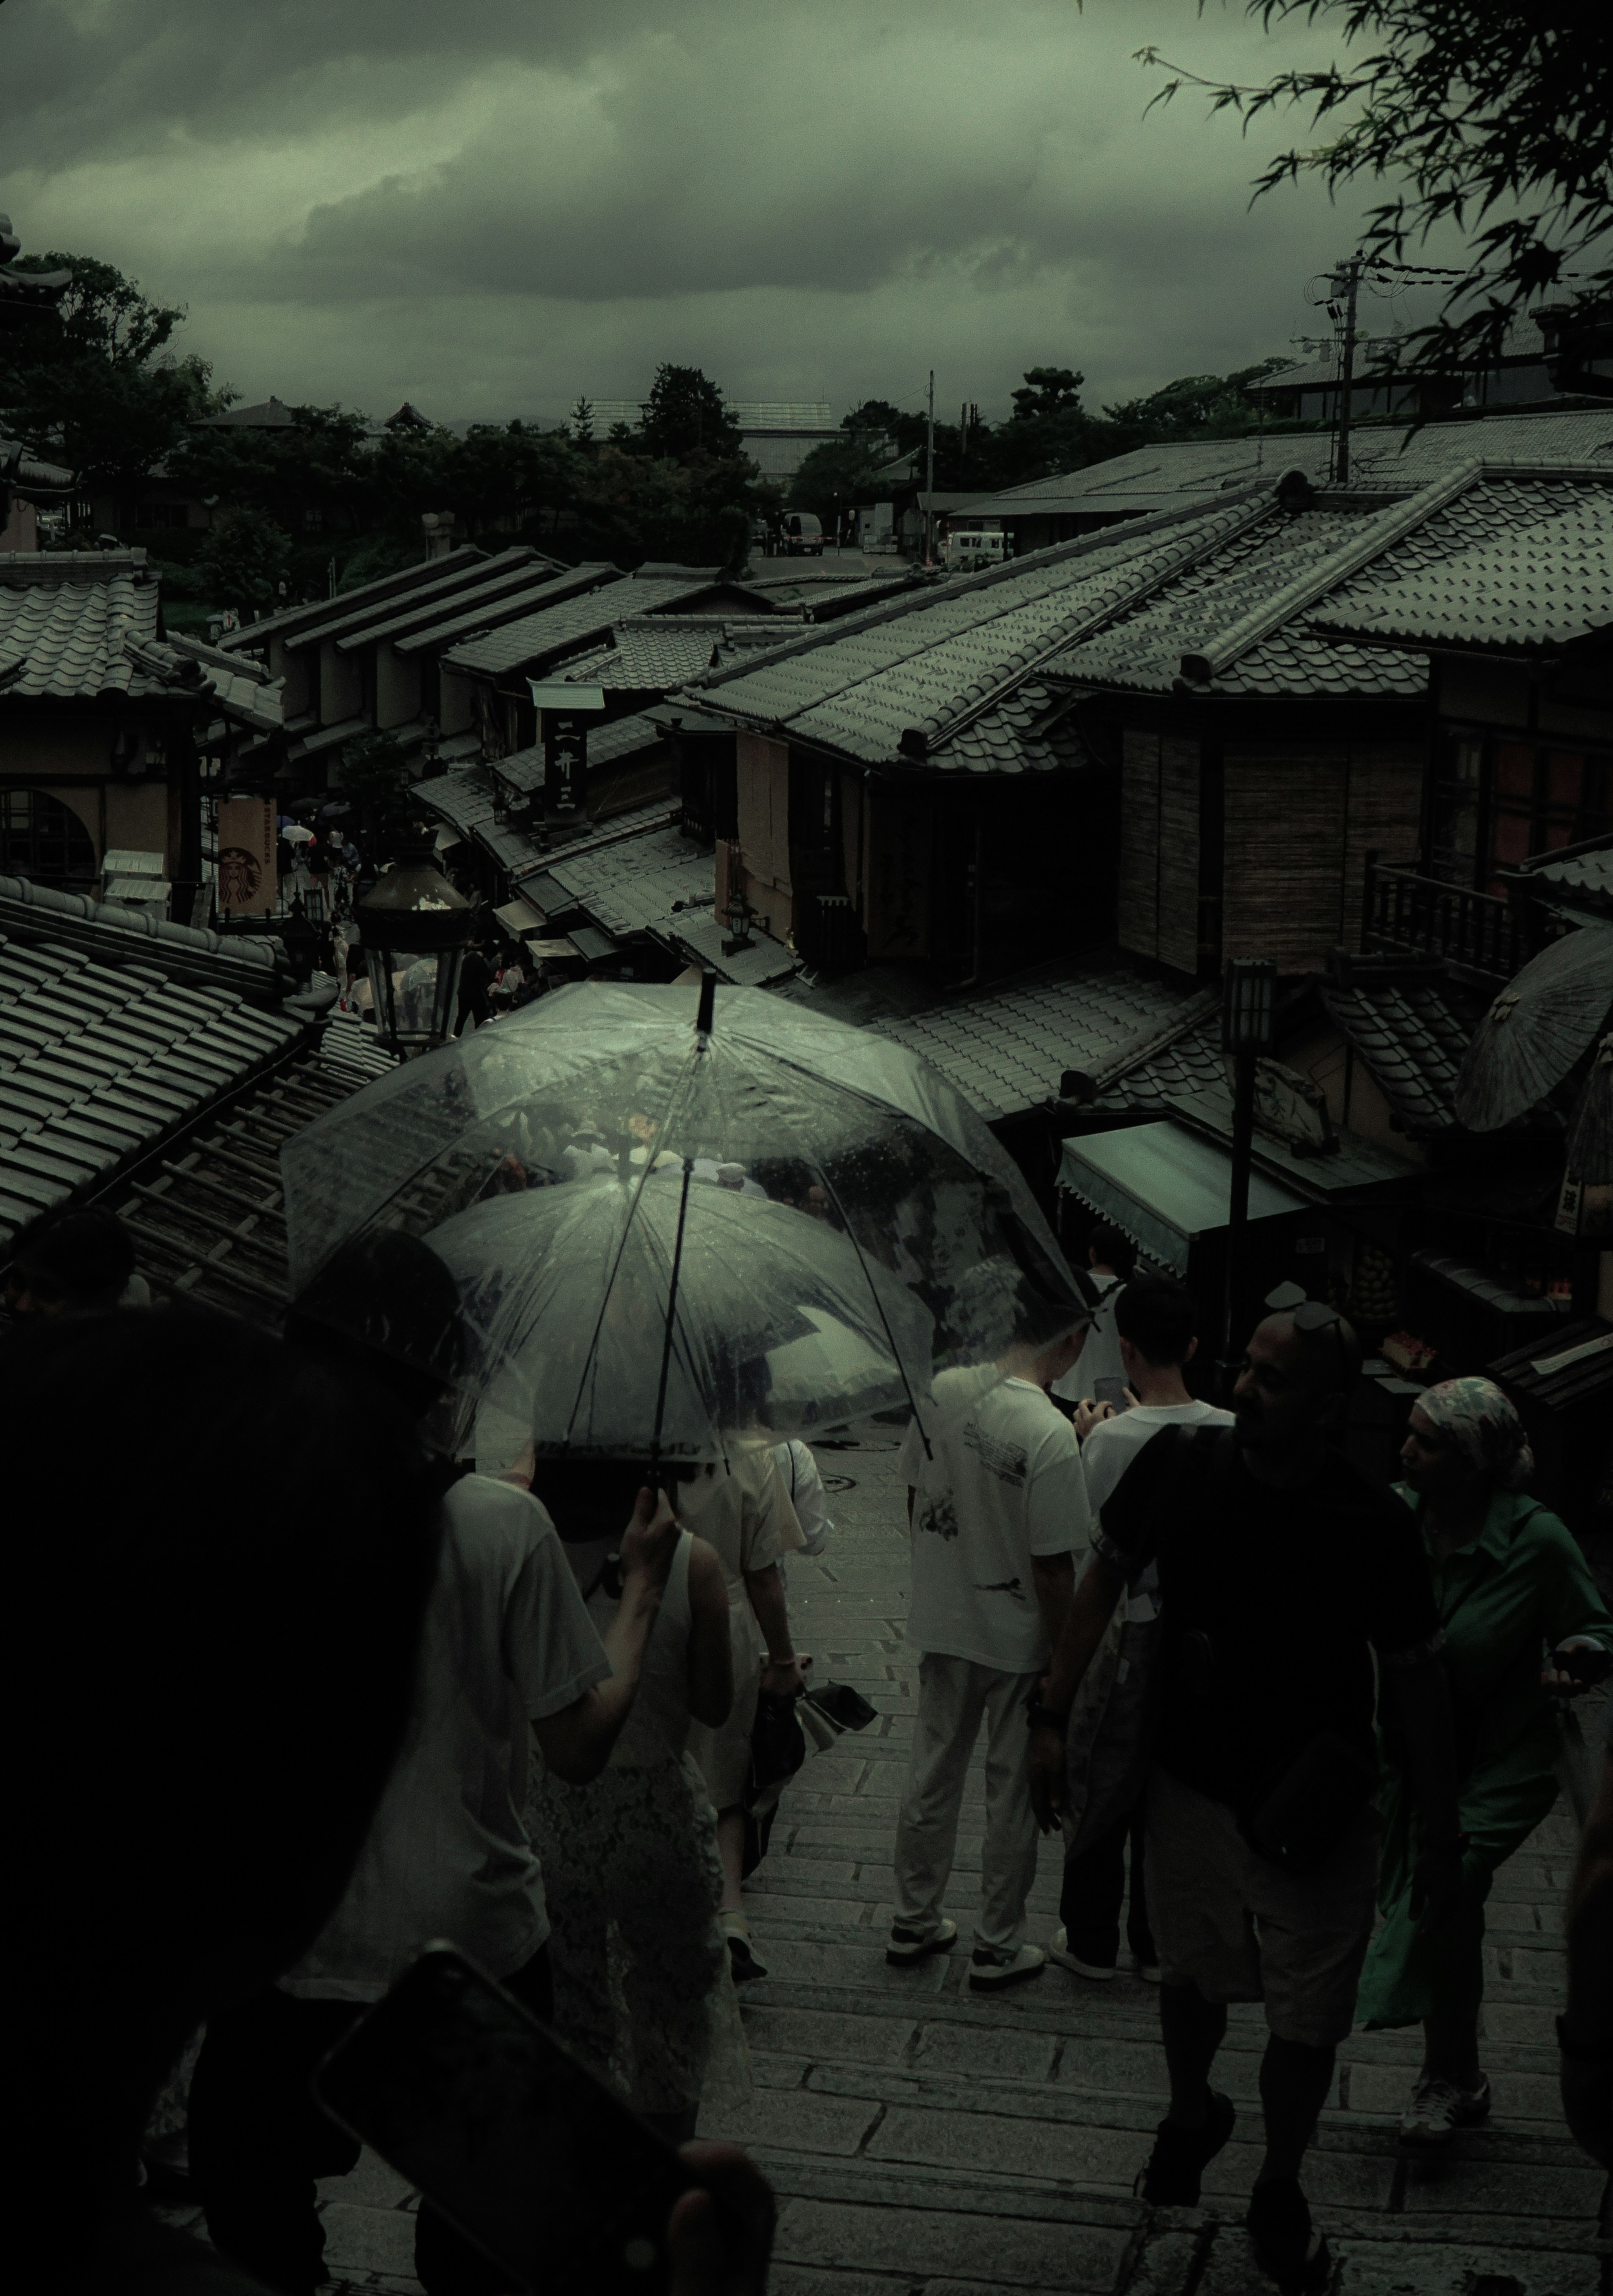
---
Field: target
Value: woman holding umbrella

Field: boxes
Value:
[1357,1377,1611,2144]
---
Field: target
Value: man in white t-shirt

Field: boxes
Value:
[888,1326,1090,1991]
[1051,1222,1137,1411]
[191,1235,678,2296]
[1051,1275,1232,1983]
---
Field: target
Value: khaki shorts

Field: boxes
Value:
[1145,1761,1379,2048]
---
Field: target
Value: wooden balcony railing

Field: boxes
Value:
[1360,855,1530,982]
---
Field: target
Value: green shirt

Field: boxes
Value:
[1395,1484,1612,1778]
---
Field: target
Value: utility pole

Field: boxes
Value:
[925,368,935,565]
[1334,254,1362,486]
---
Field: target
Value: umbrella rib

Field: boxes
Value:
[560,1038,702,1452]
[731,1049,934,1459]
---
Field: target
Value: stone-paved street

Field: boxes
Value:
[160,1439,1607,2294]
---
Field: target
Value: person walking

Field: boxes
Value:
[888,1327,1090,1991]
[1356,1377,1611,2144]
[681,1440,807,1982]
[189,1234,679,2296]
[1052,1223,1134,1412]
[532,1494,740,2143]
[1051,1276,1233,1984]
[1029,1302,1463,2293]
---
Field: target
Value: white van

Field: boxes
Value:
[943,526,1008,569]
[778,511,825,557]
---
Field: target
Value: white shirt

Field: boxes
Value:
[775,1438,832,1555]
[1079,1399,1235,1519]
[899,1373,1089,1672]
[280,1476,609,2002]
[1052,1274,1125,1403]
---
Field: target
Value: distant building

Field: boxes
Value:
[580,398,842,484]
[1246,316,1613,425]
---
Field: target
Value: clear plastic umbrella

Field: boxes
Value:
[281,978,1085,1462]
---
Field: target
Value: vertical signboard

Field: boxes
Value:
[215,796,277,916]
[544,713,589,819]
[529,681,607,826]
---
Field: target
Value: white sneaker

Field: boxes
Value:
[1398,2075,1491,2147]
[1048,1925,1115,1980]
[1133,1956,1162,1984]
[969,1943,1046,1991]
[886,1917,959,1967]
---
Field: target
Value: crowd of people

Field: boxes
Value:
[7,1188,1610,2296]
[891,1222,1611,2291]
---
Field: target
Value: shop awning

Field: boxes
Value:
[494,894,546,936]
[1058,1121,1309,1276]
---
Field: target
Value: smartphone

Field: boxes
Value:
[1092,1375,1129,1410]
[313,1943,699,2294]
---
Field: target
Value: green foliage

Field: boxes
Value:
[788,434,898,521]
[169,405,375,534]
[568,396,595,443]
[842,398,923,455]
[1009,366,1085,421]
[199,507,293,615]
[335,729,414,848]
[571,443,769,567]
[0,251,232,491]
[1138,4,1613,378]
[634,365,745,460]
[1101,360,1297,443]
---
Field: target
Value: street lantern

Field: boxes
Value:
[1220,956,1279,1370]
[353,839,474,1055]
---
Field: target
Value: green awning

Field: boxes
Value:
[1059,1121,1310,1276]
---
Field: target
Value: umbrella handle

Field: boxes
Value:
[696,968,717,1037]
[649,1154,696,1481]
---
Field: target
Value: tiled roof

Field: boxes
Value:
[442,574,715,677]
[694,493,1269,769]
[560,617,801,691]
[0,559,161,699]
[1318,952,1487,1133]
[0,926,303,1250]
[588,711,669,768]
[218,546,489,652]
[336,553,597,655]
[953,410,1612,520]
[1516,842,1613,913]
[408,768,499,837]
[546,817,712,937]
[1306,485,1613,652]
[667,907,799,986]
[1046,464,1610,698]
[1249,318,1553,395]
[832,952,1217,1123]
[0,871,283,1000]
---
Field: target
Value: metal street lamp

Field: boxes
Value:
[353,839,474,1056]
[1221,955,1277,1365]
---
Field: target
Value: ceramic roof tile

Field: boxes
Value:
[0,566,160,698]
[0,927,302,1249]
[1305,486,1613,652]
[443,574,771,677]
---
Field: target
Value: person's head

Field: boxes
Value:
[1232,1305,1361,1453]
[1088,1223,1136,1281]
[715,1162,747,1191]
[284,1228,466,1425]
[5,1205,136,1318]
[1400,1376,1533,1501]
[529,1453,700,1543]
[1115,1276,1198,1378]
[9,1307,438,2240]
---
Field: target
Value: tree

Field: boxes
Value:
[1101,358,1297,442]
[568,397,595,444]
[335,731,415,854]
[1137,5,1613,378]
[1009,366,1086,421]
[200,507,292,616]
[841,397,923,454]
[634,365,745,460]
[0,251,232,491]
[571,442,770,567]
[169,405,375,534]
[788,434,896,524]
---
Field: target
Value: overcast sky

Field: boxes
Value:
[1,0,1426,426]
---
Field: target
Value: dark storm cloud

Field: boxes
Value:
[0,0,1386,417]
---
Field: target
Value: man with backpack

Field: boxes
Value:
[1028,1301,1462,2293]
[1051,1276,1232,1983]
